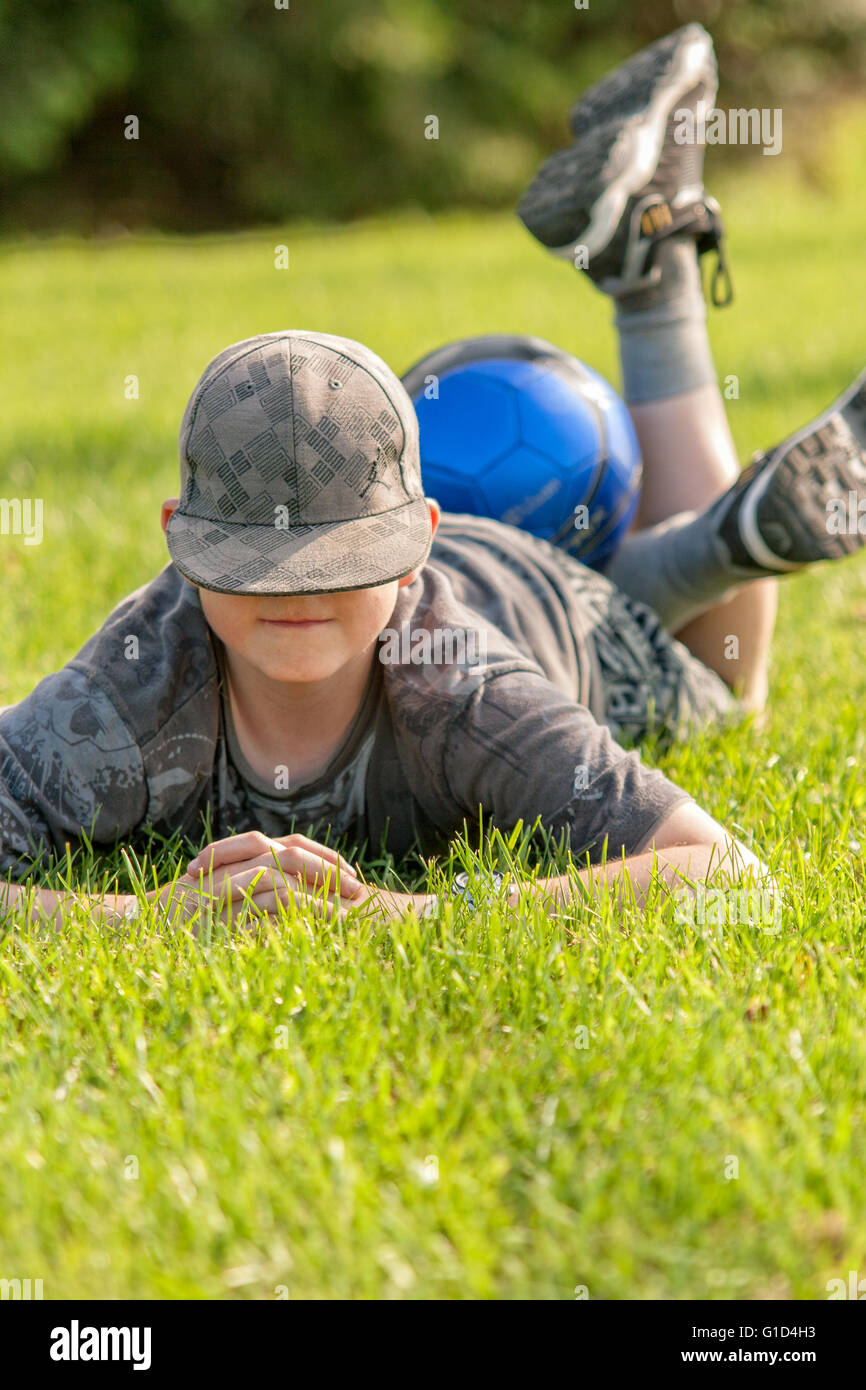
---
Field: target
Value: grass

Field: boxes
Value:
[2,104,866,1299]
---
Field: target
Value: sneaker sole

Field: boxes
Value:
[524,25,716,262]
[739,371,866,568]
[569,24,715,140]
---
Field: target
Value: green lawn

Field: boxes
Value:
[2,106,866,1299]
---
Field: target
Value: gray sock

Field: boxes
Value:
[602,507,756,631]
[614,238,717,405]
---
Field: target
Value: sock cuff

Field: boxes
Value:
[614,290,707,331]
[618,316,718,403]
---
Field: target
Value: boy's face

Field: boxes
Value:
[160,499,440,683]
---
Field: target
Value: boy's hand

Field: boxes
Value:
[186,830,363,900]
[151,831,431,928]
[153,830,363,928]
[156,866,349,929]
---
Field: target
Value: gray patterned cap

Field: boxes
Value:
[166,330,432,595]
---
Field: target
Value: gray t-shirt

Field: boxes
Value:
[0,515,692,880]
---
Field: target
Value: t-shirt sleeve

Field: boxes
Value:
[442,668,693,862]
[0,668,148,882]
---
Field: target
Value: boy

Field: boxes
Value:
[1,24,863,928]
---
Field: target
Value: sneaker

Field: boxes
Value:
[716,370,866,571]
[517,23,732,303]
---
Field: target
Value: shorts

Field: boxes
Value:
[565,560,743,745]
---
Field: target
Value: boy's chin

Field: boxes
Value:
[253,651,354,684]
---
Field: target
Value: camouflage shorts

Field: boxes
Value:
[567,562,743,745]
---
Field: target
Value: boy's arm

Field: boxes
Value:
[535,800,766,909]
[0,875,249,930]
[1,833,363,930]
[403,668,770,918]
[360,801,767,918]
[0,877,143,928]
[179,805,767,925]
[0,803,761,928]
[0,671,150,926]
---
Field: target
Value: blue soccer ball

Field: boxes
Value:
[401,333,642,569]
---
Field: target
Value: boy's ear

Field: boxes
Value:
[161,498,180,533]
[397,497,441,589]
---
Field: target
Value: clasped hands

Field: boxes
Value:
[157,830,426,928]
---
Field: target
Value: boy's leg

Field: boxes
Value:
[604,222,866,692]
[515,24,777,708]
[611,366,866,626]
[607,240,778,710]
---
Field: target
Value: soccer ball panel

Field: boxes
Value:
[480,444,573,534]
[407,340,642,568]
[415,369,519,474]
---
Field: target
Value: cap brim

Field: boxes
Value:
[165,497,433,595]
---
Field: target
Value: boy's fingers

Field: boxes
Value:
[165,873,352,929]
[274,832,358,882]
[231,871,346,920]
[187,832,361,891]
[187,831,272,872]
[190,845,363,898]
[271,844,364,896]
[230,864,336,902]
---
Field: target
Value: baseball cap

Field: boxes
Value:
[165,330,433,595]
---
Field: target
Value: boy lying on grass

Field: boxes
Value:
[2,25,864,929]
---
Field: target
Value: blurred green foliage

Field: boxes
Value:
[0,0,865,231]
